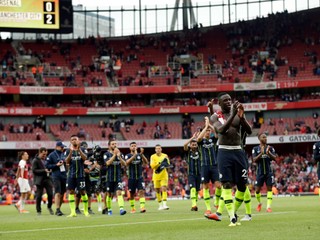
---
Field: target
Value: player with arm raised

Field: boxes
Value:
[65,135,89,217]
[125,142,149,213]
[313,128,320,197]
[183,132,201,211]
[197,116,221,215]
[206,92,252,226]
[104,140,127,215]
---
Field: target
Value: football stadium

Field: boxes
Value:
[0,0,320,239]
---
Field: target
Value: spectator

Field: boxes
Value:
[136,126,145,135]
[99,120,105,128]
[313,112,319,119]
[164,130,172,139]
[102,128,106,138]
[142,121,147,128]
[153,131,160,139]
[1,134,7,141]
[36,130,41,141]
[278,118,284,125]
[300,126,306,134]
[77,128,86,138]
[125,124,130,132]
[18,125,24,133]
[108,133,115,141]
[273,128,277,135]
[293,124,301,132]
[268,118,274,126]
[61,120,69,131]
[9,124,16,133]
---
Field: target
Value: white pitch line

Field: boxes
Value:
[0,217,204,234]
[0,211,296,234]
[252,211,297,217]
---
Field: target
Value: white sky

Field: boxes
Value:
[72,0,212,10]
[71,0,320,36]
[72,0,320,9]
[72,0,320,10]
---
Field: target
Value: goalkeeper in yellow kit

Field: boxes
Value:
[150,144,170,210]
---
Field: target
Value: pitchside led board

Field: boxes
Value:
[0,0,73,33]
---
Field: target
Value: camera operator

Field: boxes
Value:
[87,145,104,213]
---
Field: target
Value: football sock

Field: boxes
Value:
[267,191,273,209]
[234,190,244,212]
[20,199,25,210]
[162,191,168,207]
[68,194,76,215]
[156,192,162,203]
[244,186,252,215]
[130,199,135,210]
[214,187,222,207]
[81,194,89,214]
[97,193,102,204]
[255,191,261,204]
[106,195,112,210]
[217,188,225,214]
[223,188,235,220]
[190,187,197,207]
[117,194,125,210]
[139,197,145,209]
[203,188,211,211]
[196,190,198,203]
[162,191,167,202]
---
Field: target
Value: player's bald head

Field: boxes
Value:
[217,92,229,101]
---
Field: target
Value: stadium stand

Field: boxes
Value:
[0,7,320,203]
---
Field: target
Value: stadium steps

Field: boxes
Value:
[250,128,260,137]
[114,132,125,141]
[47,132,59,141]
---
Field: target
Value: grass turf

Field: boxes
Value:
[0,195,319,240]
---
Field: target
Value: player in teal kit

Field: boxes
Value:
[197,116,221,215]
[125,142,148,213]
[65,135,89,217]
[104,140,127,215]
[253,133,277,212]
[183,133,202,211]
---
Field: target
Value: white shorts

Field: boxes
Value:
[18,178,31,193]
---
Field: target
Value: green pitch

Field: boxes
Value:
[0,196,319,240]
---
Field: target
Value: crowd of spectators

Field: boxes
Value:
[152,121,172,140]
[1,8,320,89]
[0,116,46,142]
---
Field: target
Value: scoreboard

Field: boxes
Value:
[0,0,73,33]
